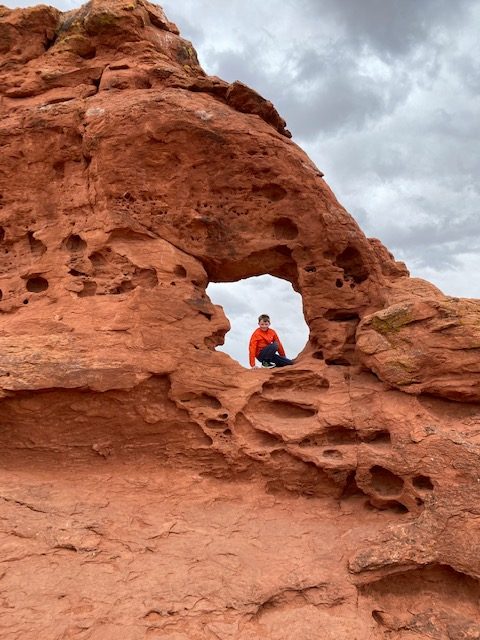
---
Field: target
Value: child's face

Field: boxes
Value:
[258,319,270,331]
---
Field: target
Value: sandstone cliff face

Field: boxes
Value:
[1,2,479,638]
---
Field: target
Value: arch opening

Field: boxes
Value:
[207,275,309,368]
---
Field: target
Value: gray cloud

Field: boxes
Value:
[300,0,474,58]
[382,213,480,268]
[201,42,412,138]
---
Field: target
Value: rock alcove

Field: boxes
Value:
[1,1,480,638]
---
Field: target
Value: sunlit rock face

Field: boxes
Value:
[1,1,480,638]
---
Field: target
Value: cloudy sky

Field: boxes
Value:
[5,0,480,366]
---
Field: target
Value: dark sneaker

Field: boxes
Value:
[261,361,276,368]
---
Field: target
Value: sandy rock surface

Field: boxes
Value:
[1,1,479,638]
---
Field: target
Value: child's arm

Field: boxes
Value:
[249,332,258,367]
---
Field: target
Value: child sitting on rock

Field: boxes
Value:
[249,314,293,369]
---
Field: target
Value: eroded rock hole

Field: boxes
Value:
[178,393,222,410]
[206,419,229,430]
[369,499,408,513]
[253,396,316,420]
[174,265,187,278]
[132,268,158,289]
[325,426,357,444]
[336,245,369,284]
[370,465,404,496]
[371,610,385,626]
[255,429,282,448]
[87,248,158,295]
[112,281,134,294]
[273,217,298,240]
[52,160,65,177]
[363,430,391,446]
[64,234,87,253]
[207,275,308,367]
[325,309,360,322]
[322,449,342,459]
[299,426,356,447]
[341,471,365,499]
[26,276,49,293]
[325,357,351,366]
[252,183,287,202]
[44,33,57,51]
[81,47,97,60]
[89,251,106,267]
[363,564,480,634]
[27,231,46,257]
[413,474,434,491]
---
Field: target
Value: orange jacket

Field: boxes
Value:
[249,327,285,367]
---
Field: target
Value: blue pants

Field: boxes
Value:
[257,342,293,367]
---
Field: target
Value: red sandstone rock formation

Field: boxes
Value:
[1,1,479,638]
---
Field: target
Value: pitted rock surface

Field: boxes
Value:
[1,1,479,638]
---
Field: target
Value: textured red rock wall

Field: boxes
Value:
[1,1,480,638]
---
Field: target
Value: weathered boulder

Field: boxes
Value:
[0,1,479,638]
[357,297,480,401]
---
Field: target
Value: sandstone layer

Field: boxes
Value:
[1,2,480,639]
